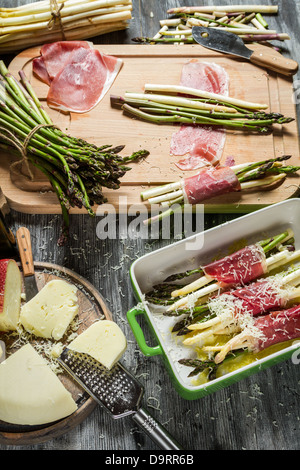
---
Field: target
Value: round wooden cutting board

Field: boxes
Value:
[0,262,112,446]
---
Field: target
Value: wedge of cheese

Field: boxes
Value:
[20,279,79,341]
[68,320,127,369]
[0,343,77,425]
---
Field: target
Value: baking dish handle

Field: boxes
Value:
[127,307,163,357]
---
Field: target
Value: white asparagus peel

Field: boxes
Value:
[153,25,168,39]
[159,19,182,27]
[160,28,193,36]
[240,34,290,40]
[124,92,237,114]
[144,84,269,110]
[167,6,279,14]
[210,26,277,35]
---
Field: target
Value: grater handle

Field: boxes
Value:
[132,407,183,450]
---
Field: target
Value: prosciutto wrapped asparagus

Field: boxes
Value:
[140,156,300,224]
[214,304,300,364]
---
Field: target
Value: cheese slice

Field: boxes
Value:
[0,343,77,425]
[20,279,79,341]
[68,320,127,369]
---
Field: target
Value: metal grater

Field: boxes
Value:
[58,348,183,450]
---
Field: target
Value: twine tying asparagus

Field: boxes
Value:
[0,123,59,181]
[48,0,66,40]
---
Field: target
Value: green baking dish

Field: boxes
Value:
[127,199,300,400]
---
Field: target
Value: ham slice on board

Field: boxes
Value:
[33,41,123,113]
[203,244,268,287]
[170,61,229,170]
[182,166,241,204]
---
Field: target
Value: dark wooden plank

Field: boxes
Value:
[0,0,300,451]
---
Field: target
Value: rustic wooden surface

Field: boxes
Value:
[2,43,300,213]
[0,0,300,451]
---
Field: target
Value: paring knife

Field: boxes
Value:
[192,26,299,76]
[16,227,38,301]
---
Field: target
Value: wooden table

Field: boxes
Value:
[0,0,300,451]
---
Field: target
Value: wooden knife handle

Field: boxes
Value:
[16,227,35,277]
[250,50,298,76]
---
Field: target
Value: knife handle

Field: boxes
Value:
[250,50,298,76]
[16,227,35,277]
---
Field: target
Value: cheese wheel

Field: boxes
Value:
[68,320,127,369]
[0,344,77,425]
[20,279,79,341]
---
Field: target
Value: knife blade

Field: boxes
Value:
[16,227,38,301]
[192,26,298,76]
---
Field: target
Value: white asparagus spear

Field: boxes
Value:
[144,84,269,110]
[124,92,237,113]
[167,6,279,14]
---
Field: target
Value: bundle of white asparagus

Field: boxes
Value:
[0,0,132,53]
[134,4,290,46]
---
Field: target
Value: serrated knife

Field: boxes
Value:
[16,227,38,301]
[192,26,298,76]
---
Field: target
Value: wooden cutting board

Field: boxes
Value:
[1,44,299,214]
[0,261,112,446]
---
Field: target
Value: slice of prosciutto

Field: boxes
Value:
[182,166,241,204]
[33,41,122,113]
[253,305,300,352]
[33,41,93,86]
[170,61,229,170]
[227,279,288,317]
[203,244,268,287]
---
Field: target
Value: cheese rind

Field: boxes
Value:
[0,259,22,332]
[0,343,77,425]
[20,279,79,340]
[68,320,127,369]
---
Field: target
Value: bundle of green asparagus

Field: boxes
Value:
[111,83,294,134]
[132,4,289,46]
[0,0,133,54]
[0,60,149,244]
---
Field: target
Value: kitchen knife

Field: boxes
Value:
[192,26,298,76]
[16,227,38,301]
